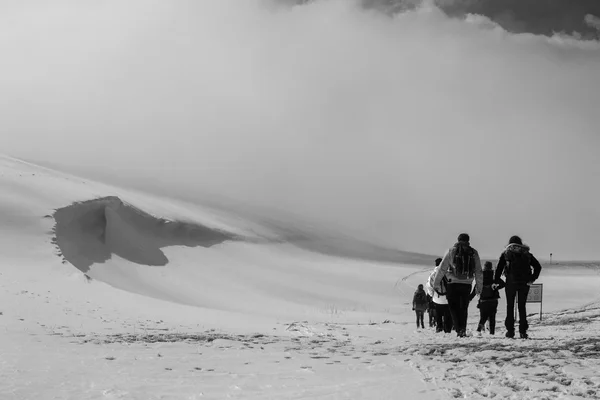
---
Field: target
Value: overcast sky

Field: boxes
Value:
[2,0,600,260]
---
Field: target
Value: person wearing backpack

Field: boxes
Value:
[432,233,483,337]
[426,257,453,333]
[469,261,505,335]
[494,236,542,339]
[412,284,428,329]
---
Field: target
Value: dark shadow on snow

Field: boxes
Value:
[52,196,237,273]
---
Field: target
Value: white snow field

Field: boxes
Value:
[1,154,599,400]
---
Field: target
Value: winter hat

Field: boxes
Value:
[483,261,493,271]
[435,257,442,266]
[457,233,470,243]
[417,284,424,290]
[509,235,523,245]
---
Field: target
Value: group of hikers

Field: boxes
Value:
[412,233,542,338]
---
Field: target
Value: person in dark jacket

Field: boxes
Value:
[469,261,505,334]
[494,235,542,339]
[412,284,428,329]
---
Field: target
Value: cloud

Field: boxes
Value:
[585,14,600,31]
[2,0,600,259]
[390,0,600,38]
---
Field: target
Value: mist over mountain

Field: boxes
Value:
[2,0,600,260]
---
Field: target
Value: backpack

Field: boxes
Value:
[503,244,532,281]
[451,243,476,280]
[439,276,448,295]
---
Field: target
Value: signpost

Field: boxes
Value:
[525,283,543,321]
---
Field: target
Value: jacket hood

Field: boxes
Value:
[505,243,530,253]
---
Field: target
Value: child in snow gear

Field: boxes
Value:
[494,236,542,339]
[432,233,483,337]
[469,261,505,334]
[426,257,453,333]
[413,284,428,329]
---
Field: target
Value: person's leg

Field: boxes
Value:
[477,302,489,332]
[416,310,424,328]
[445,285,462,334]
[517,283,530,337]
[504,283,517,337]
[420,310,425,328]
[462,287,471,333]
[434,304,444,332]
[444,305,453,333]
[447,284,470,336]
[458,284,472,334]
[489,301,498,335]
[415,310,420,328]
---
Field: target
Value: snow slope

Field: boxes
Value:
[0,154,429,320]
[1,154,599,399]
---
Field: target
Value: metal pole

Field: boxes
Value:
[540,285,543,321]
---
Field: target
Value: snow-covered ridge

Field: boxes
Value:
[1,154,422,318]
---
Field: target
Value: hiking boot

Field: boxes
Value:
[505,330,515,338]
[476,324,484,333]
[520,332,529,339]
